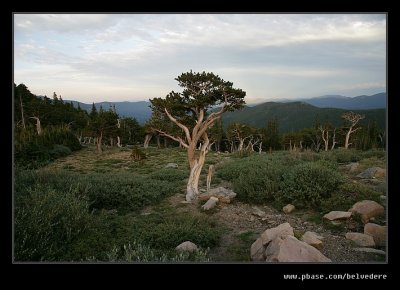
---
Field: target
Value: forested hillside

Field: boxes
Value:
[222,102,385,133]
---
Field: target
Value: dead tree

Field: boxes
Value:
[116,119,122,147]
[319,126,330,152]
[143,134,152,148]
[29,116,42,135]
[342,111,365,149]
[19,94,26,130]
[207,165,215,192]
[331,128,338,150]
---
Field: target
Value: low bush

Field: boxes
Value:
[277,162,346,209]
[233,162,285,204]
[15,168,184,213]
[104,241,210,262]
[319,182,381,213]
[321,148,363,163]
[14,185,92,261]
[131,213,220,250]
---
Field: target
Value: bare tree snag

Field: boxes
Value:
[207,165,215,192]
[19,94,26,130]
[97,131,103,153]
[331,128,337,150]
[117,119,122,147]
[319,126,329,152]
[342,111,365,149]
[143,134,152,148]
[29,117,42,135]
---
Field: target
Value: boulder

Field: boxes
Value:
[176,241,198,252]
[265,235,331,262]
[199,187,237,203]
[250,222,294,261]
[346,162,359,172]
[323,211,352,221]
[260,222,294,245]
[250,237,265,261]
[345,232,375,247]
[356,167,385,179]
[283,204,295,214]
[201,197,218,210]
[374,168,386,178]
[301,231,324,250]
[348,200,384,223]
[364,223,386,247]
[165,163,178,168]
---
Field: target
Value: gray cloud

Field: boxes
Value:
[14,14,386,103]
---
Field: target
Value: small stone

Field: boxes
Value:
[353,248,386,255]
[283,204,295,214]
[176,241,198,252]
[323,211,352,221]
[165,163,178,168]
[201,196,218,210]
[252,207,266,217]
[301,231,324,250]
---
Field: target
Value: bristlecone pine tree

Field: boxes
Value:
[342,111,365,149]
[149,71,246,201]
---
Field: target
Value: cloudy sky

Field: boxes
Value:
[14,14,386,104]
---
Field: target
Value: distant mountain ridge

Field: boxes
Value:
[67,100,152,124]
[66,92,386,127]
[222,101,385,133]
[300,92,386,110]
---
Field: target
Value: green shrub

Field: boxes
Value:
[14,185,92,261]
[321,148,363,163]
[15,126,81,168]
[149,168,188,182]
[360,149,386,160]
[131,213,220,249]
[49,144,72,158]
[233,162,284,204]
[130,145,146,161]
[319,182,381,213]
[15,169,183,213]
[278,162,345,209]
[104,241,210,262]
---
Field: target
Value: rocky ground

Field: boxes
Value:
[164,163,387,263]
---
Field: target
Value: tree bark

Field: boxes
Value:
[19,94,26,130]
[186,134,209,202]
[143,134,152,148]
[97,131,103,153]
[29,117,42,135]
[207,164,214,192]
[344,128,352,149]
[117,136,121,147]
[331,128,337,150]
[156,135,161,148]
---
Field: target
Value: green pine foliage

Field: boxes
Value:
[15,126,81,168]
